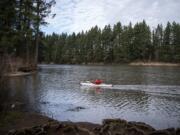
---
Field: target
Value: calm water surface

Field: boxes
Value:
[8,64,180,129]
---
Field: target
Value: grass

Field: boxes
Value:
[0,111,22,128]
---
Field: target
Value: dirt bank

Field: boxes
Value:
[1,111,179,135]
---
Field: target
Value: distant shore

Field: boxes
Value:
[4,62,180,78]
[40,62,180,66]
[129,62,180,66]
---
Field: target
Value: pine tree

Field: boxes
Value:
[113,22,123,62]
[161,22,172,62]
[152,24,163,61]
[172,22,180,62]
[33,0,56,66]
[132,20,151,61]
[102,25,113,63]
[0,0,16,53]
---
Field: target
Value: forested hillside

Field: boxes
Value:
[41,21,180,64]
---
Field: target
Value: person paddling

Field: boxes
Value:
[93,79,103,85]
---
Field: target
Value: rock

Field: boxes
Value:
[126,127,145,135]
[40,101,49,105]
[24,128,33,135]
[36,131,46,135]
[5,118,180,135]
[165,128,176,135]
[55,123,64,131]
[63,126,76,134]
[67,106,86,112]
[31,126,45,135]
[42,124,50,131]
[11,104,15,109]
[8,129,17,135]
[148,130,170,135]
[176,128,180,135]
[100,124,110,133]
[115,133,123,135]
[128,121,155,133]
[72,125,79,132]
[16,130,25,135]
[102,119,127,127]
[102,118,128,134]
[93,127,101,131]
[100,119,130,135]
[32,126,41,133]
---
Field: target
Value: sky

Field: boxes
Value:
[42,0,180,34]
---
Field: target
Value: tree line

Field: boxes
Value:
[0,0,55,68]
[0,1,179,65]
[41,21,180,64]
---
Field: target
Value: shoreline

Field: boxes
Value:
[129,62,180,66]
[4,62,180,78]
[39,62,180,67]
[1,111,179,135]
[4,71,37,77]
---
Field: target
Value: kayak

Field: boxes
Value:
[80,81,113,87]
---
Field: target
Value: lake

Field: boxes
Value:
[7,64,180,129]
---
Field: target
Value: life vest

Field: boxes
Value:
[94,79,102,84]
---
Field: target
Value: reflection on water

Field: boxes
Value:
[7,64,180,129]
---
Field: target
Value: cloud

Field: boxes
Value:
[42,0,180,34]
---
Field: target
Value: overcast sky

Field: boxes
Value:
[42,0,180,34]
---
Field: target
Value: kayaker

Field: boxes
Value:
[93,79,103,84]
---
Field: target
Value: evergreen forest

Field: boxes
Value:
[0,0,180,66]
[41,21,180,64]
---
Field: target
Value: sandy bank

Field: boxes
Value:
[4,71,36,77]
[129,62,180,66]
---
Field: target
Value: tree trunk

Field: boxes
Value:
[34,0,40,68]
[35,29,39,67]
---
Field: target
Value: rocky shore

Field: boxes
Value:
[1,111,179,135]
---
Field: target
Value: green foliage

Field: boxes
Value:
[0,0,55,66]
[41,21,180,64]
[133,20,152,61]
